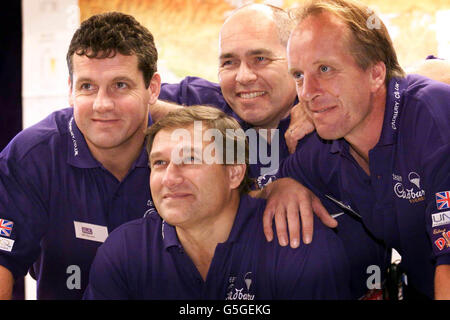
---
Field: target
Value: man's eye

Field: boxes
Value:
[182,156,198,164]
[221,60,234,67]
[151,160,166,167]
[254,56,272,65]
[292,72,304,80]
[116,82,128,89]
[80,83,93,90]
[320,65,331,73]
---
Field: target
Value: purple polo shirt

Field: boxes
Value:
[275,75,450,298]
[160,76,388,299]
[0,108,154,299]
[83,195,352,300]
[159,77,292,178]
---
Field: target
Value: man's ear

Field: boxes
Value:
[370,61,386,93]
[68,76,74,107]
[227,164,246,190]
[148,72,161,105]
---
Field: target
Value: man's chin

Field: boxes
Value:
[315,126,342,141]
[238,112,270,128]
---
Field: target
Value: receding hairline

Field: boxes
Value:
[221,3,293,46]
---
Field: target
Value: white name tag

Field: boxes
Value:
[74,221,109,243]
[0,237,14,252]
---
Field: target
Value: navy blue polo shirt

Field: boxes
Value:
[275,75,450,298]
[83,195,352,300]
[160,76,388,299]
[0,108,154,299]
[159,77,292,178]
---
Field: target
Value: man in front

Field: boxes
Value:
[83,106,352,300]
[262,0,450,299]
[0,12,160,299]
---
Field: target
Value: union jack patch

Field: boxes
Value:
[0,219,14,237]
[436,191,450,210]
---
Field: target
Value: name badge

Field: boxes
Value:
[0,237,14,252]
[73,221,109,243]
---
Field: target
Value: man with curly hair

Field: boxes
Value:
[0,12,160,299]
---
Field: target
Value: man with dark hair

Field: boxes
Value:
[83,106,352,300]
[262,0,450,299]
[0,12,160,299]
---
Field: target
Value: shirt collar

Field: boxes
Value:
[66,115,150,169]
[66,115,100,168]
[162,220,180,250]
[225,194,262,244]
[330,138,346,154]
[134,139,150,168]
[328,77,408,154]
[376,76,408,147]
[161,194,262,250]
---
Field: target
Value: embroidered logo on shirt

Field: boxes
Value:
[226,272,255,300]
[143,199,157,218]
[393,172,425,204]
[0,219,14,237]
[436,191,450,210]
[432,211,450,228]
[434,230,450,251]
[408,172,421,189]
[256,168,278,189]
[391,81,400,130]
[68,116,79,156]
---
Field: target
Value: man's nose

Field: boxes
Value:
[93,87,114,113]
[235,62,257,84]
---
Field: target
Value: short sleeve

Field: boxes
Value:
[0,152,48,279]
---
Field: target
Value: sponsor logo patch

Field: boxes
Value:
[434,230,450,251]
[393,172,425,204]
[0,219,13,237]
[432,211,450,228]
[436,191,450,210]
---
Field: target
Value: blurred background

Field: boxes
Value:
[0,0,449,299]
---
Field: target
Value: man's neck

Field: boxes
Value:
[346,88,387,176]
[253,107,292,145]
[87,135,145,182]
[176,192,240,281]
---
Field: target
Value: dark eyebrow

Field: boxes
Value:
[247,48,275,57]
[74,76,137,87]
[219,48,276,61]
[74,77,92,86]
[219,53,234,60]
[149,151,162,162]
[112,76,136,84]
